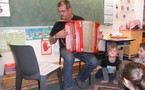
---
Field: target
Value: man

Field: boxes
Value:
[49,0,103,90]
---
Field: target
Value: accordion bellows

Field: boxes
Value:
[65,20,100,53]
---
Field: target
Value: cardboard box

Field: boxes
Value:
[4,63,16,75]
[2,73,36,89]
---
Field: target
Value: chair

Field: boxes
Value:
[10,45,63,90]
[59,51,91,85]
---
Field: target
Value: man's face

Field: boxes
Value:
[57,5,71,20]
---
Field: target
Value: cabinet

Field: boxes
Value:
[119,30,143,59]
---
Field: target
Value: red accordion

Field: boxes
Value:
[65,20,100,53]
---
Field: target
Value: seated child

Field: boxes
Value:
[121,62,145,90]
[135,42,145,66]
[97,43,121,85]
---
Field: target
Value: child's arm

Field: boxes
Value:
[113,70,120,85]
[115,70,120,81]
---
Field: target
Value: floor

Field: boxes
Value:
[0,73,125,90]
[0,58,134,90]
[28,74,124,90]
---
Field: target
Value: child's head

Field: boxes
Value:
[138,42,145,59]
[107,43,118,57]
[121,62,145,90]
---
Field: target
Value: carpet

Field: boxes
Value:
[21,79,59,90]
[6,79,59,90]
[89,83,123,90]
[16,74,124,90]
[19,81,124,90]
[21,81,123,90]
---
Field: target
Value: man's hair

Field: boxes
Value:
[140,42,145,50]
[57,0,71,9]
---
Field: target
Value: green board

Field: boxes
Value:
[0,0,104,27]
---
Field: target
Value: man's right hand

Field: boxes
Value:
[49,36,57,45]
[55,30,68,38]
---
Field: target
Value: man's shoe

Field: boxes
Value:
[75,77,88,89]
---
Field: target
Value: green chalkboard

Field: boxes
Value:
[0,0,104,27]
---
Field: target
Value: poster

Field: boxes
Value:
[25,28,42,40]
[0,30,25,53]
[0,0,10,17]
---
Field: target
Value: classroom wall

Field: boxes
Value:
[113,0,144,30]
[0,0,144,76]
[134,0,144,26]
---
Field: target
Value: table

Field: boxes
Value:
[102,38,134,60]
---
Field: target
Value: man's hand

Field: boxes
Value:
[49,36,57,45]
[55,29,68,38]
[49,29,68,45]
[98,31,104,40]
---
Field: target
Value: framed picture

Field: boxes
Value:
[41,39,52,55]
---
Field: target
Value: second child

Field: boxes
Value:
[99,43,121,85]
[135,42,145,66]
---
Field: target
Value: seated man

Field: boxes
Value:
[49,0,103,90]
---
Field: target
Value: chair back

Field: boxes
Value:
[10,45,40,78]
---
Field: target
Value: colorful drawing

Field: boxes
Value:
[25,28,42,40]
[0,30,25,53]
[42,27,51,39]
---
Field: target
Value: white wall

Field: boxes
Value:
[134,0,144,27]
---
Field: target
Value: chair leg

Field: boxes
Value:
[40,76,47,90]
[37,80,40,90]
[89,75,91,85]
[57,68,63,90]
[16,73,22,90]
[78,61,81,72]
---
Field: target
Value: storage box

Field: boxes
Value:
[4,63,16,75]
[2,73,36,89]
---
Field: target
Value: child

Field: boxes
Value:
[99,43,121,85]
[135,42,145,66]
[121,62,145,90]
